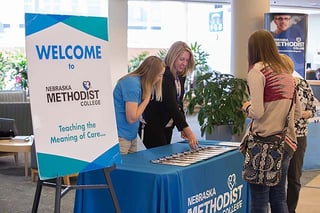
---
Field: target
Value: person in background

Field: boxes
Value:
[280,54,317,213]
[113,56,165,154]
[140,41,198,150]
[305,69,316,80]
[315,68,320,80]
[280,54,294,72]
[241,30,301,213]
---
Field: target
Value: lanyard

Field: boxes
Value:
[175,76,181,102]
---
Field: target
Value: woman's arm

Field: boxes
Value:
[246,67,265,119]
[301,79,316,119]
[162,74,188,130]
[181,126,198,149]
[125,95,151,124]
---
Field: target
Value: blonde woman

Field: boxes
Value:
[140,41,198,150]
[113,56,165,154]
[280,54,317,213]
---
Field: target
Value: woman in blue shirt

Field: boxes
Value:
[113,56,165,154]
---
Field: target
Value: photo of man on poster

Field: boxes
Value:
[271,14,306,39]
[272,14,292,35]
[266,13,307,78]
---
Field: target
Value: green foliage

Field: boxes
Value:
[157,48,167,60]
[0,52,7,90]
[190,42,210,76]
[128,51,149,73]
[8,51,28,90]
[127,49,168,73]
[0,50,28,90]
[185,71,249,137]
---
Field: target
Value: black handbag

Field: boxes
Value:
[242,100,293,186]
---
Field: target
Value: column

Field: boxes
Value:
[230,0,270,78]
[108,0,128,87]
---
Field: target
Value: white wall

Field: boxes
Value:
[306,14,320,70]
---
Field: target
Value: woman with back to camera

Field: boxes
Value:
[280,54,317,213]
[241,30,301,213]
[113,56,165,155]
[140,41,198,150]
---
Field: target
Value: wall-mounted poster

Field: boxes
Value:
[209,11,223,32]
[25,13,121,180]
[264,13,308,79]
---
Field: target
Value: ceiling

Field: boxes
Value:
[132,0,320,14]
[161,0,320,10]
[270,0,320,8]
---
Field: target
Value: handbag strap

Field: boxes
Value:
[249,98,294,138]
[280,98,294,138]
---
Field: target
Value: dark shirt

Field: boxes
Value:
[143,66,188,131]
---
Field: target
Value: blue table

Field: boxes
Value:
[303,122,320,170]
[74,141,249,213]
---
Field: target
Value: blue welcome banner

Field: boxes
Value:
[25,13,121,180]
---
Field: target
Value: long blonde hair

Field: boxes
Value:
[164,41,195,77]
[248,30,289,74]
[279,54,295,74]
[123,56,165,101]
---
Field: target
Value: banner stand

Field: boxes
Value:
[31,165,120,213]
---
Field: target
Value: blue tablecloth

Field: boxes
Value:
[74,141,249,213]
[303,122,320,170]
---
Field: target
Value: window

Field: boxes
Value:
[0,0,319,74]
[128,1,231,73]
[0,0,107,48]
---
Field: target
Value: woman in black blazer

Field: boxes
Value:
[140,41,198,149]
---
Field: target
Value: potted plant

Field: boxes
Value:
[184,70,249,141]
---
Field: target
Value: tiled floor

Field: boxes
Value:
[297,174,320,212]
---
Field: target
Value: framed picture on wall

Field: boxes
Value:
[209,11,223,32]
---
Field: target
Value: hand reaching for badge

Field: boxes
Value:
[181,128,198,149]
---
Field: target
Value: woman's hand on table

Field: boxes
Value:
[181,127,198,149]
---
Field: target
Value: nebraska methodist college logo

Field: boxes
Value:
[187,173,244,213]
[45,81,101,106]
[274,36,304,51]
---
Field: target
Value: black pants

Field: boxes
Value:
[287,136,307,213]
[139,123,174,149]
